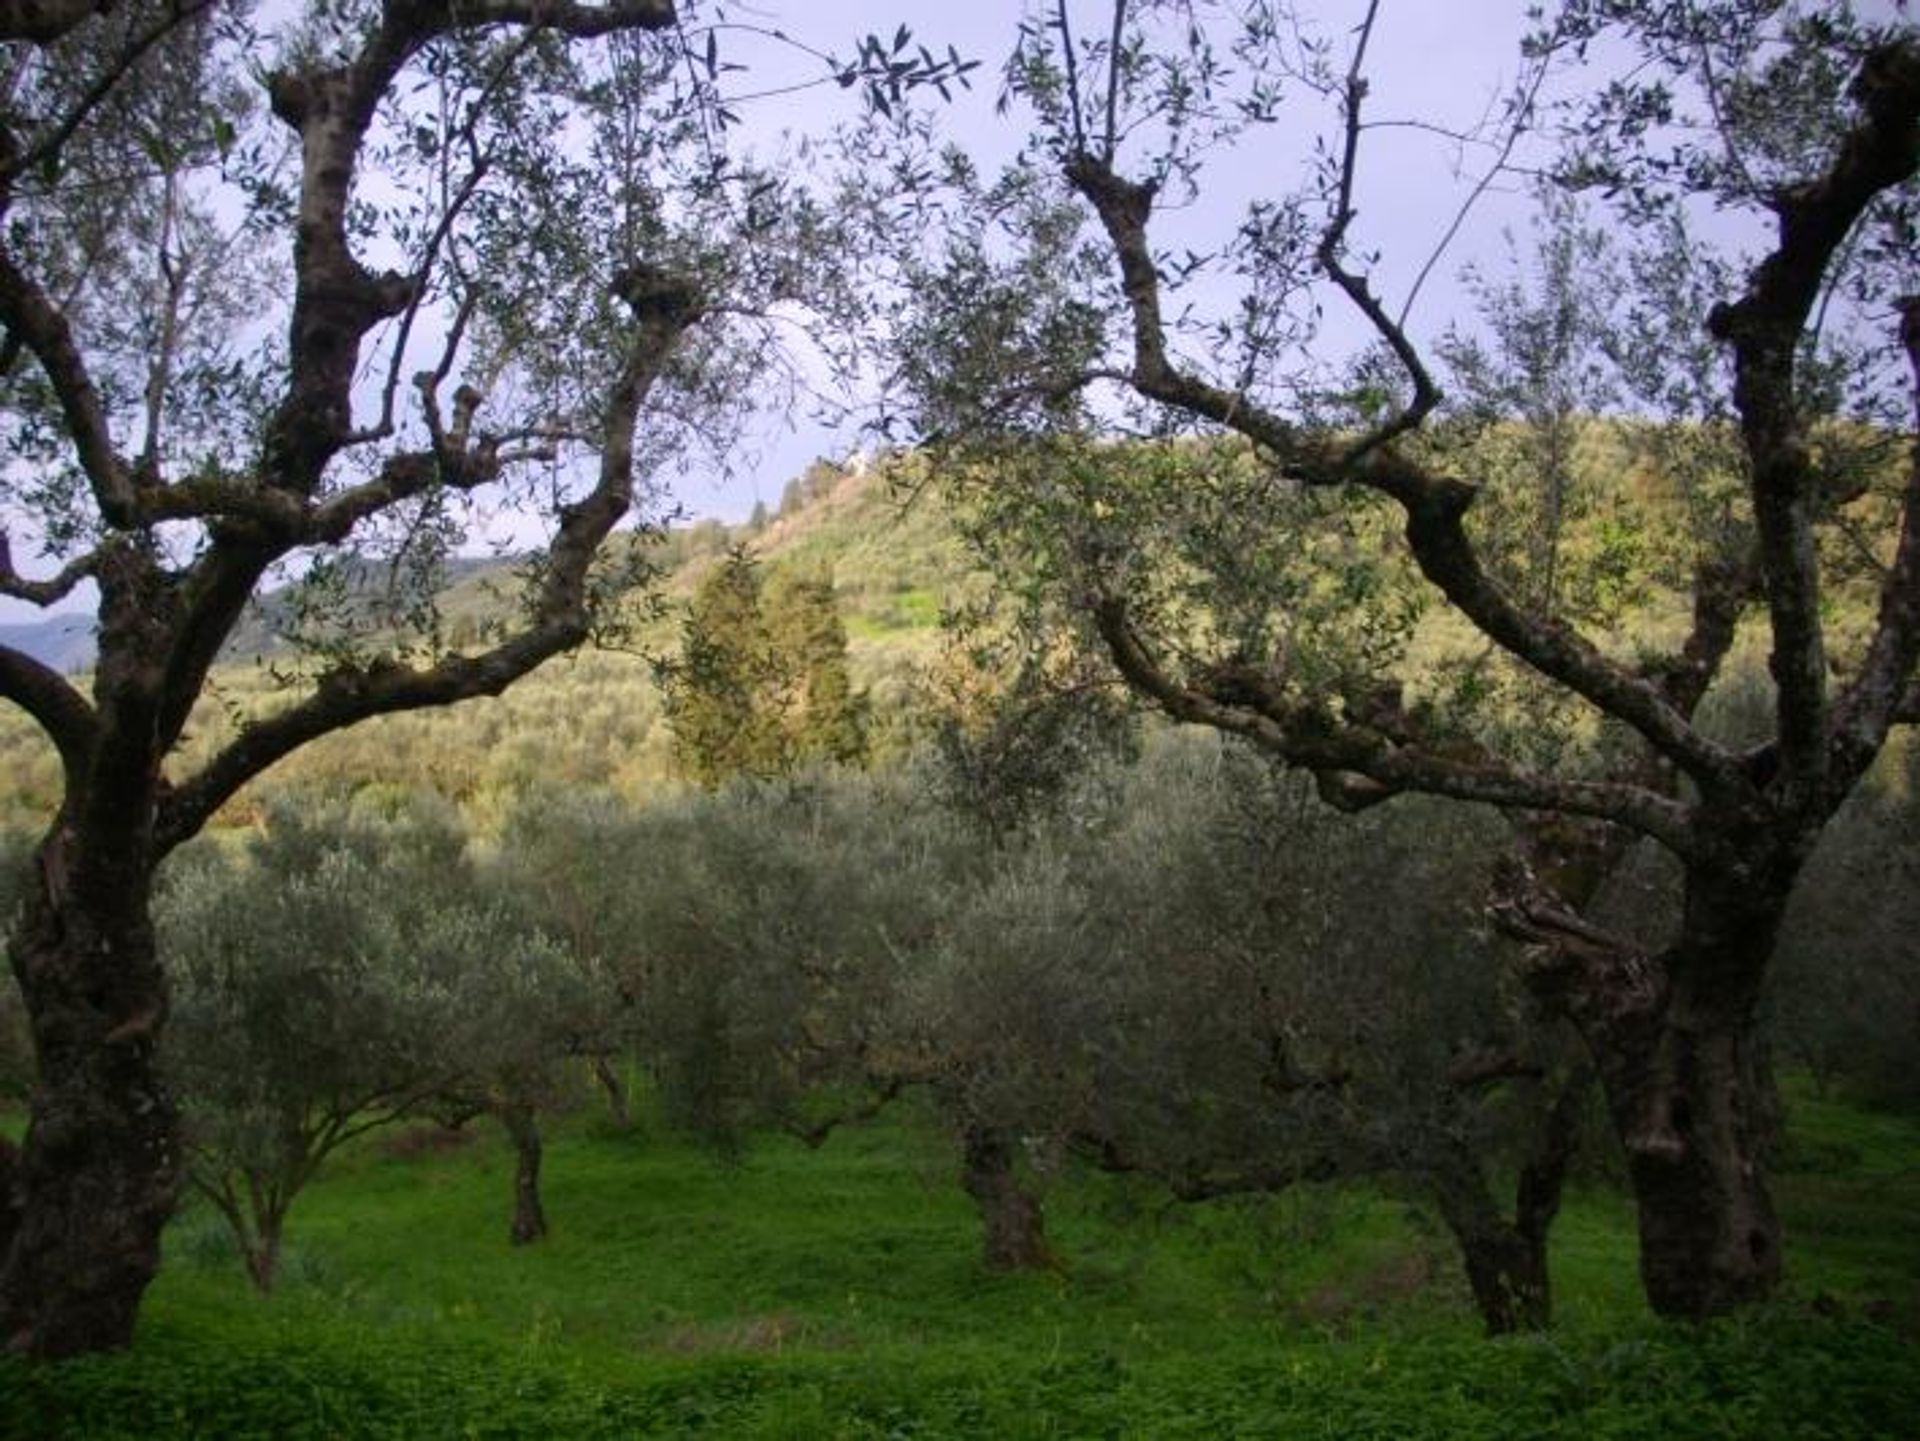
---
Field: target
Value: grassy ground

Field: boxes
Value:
[3,1087,1916,1438]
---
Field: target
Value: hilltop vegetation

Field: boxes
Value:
[0,455,974,832]
[1,422,1887,836]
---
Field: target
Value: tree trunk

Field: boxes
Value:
[0,854,181,1357]
[1426,1144,1554,1336]
[0,1139,22,1263]
[1514,826,1791,1322]
[960,1126,1052,1271]
[499,1104,547,1246]
[590,1055,632,1130]
[1602,996,1782,1319]
[241,1212,284,1295]
[1453,1218,1553,1336]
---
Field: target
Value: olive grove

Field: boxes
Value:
[896,0,1920,1320]
[0,0,964,1356]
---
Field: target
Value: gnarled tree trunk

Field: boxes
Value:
[0,837,181,1357]
[1599,978,1782,1317]
[1423,1069,1588,1335]
[960,1126,1053,1271]
[1558,864,1788,1320]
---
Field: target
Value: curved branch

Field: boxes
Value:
[1065,149,1742,794]
[1092,596,1696,856]
[157,266,702,850]
[0,642,97,790]
[0,531,97,606]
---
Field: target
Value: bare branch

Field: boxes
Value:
[1101,0,1127,161]
[1055,0,1087,157]
[1314,2,1440,462]
[1397,30,1557,328]
[0,531,97,607]
[1092,595,1698,855]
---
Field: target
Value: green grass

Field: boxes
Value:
[3,1090,1917,1438]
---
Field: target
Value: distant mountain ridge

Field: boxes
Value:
[0,616,96,674]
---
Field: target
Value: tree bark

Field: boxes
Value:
[241,1212,283,1296]
[1423,1069,1586,1336]
[499,1104,547,1246]
[1603,991,1782,1318]
[1444,1212,1553,1336]
[1426,1143,1553,1335]
[1561,864,1788,1320]
[960,1126,1053,1272]
[0,848,181,1357]
[590,1055,632,1130]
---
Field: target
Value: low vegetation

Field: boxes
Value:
[0,1081,1914,1438]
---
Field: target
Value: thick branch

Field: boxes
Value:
[261,0,677,491]
[1832,294,1920,785]
[0,642,98,789]
[1064,153,1741,795]
[0,532,97,606]
[156,268,702,849]
[1708,38,1920,806]
[1093,596,1696,855]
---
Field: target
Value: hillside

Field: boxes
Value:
[0,457,977,831]
[0,421,1902,833]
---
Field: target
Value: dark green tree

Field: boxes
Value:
[664,548,791,785]
[767,567,869,766]
[664,549,866,783]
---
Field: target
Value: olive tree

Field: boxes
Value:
[0,0,963,1354]
[901,0,1920,1319]
[908,734,1593,1331]
[160,792,595,1285]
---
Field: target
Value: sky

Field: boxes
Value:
[695,0,1559,523]
[3,1,1911,626]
